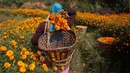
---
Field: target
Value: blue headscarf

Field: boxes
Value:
[50,3,63,13]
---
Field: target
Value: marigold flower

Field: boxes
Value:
[17,61,25,67]
[3,32,7,35]
[54,25,60,30]
[6,50,14,57]
[21,47,27,51]
[0,46,7,52]
[4,62,11,68]
[9,55,14,60]
[19,36,25,39]
[25,51,29,55]
[61,66,65,72]
[10,40,17,46]
[40,56,45,62]
[3,36,8,39]
[42,64,47,68]
[19,67,26,73]
[9,30,14,34]
[21,54,27,59]
[29,63,35,71]
[53,66,58,71]
[37,51,41,56]
[43,67,49,71]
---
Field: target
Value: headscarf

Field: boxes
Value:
[50,3,63,13]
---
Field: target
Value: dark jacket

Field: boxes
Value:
[31,8,76,46]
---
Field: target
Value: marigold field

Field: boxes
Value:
[0,9,130,73]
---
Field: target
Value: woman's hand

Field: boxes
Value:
[59,10,69,18]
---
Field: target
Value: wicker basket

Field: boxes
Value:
[38,17,77,67]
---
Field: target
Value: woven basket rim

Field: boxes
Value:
[38,30,77,51]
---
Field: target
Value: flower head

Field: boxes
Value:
[17,61,25,67]
[10,40,17,46]
[6,50,14,57]
[0,46,7,52]
[29,63,35,71]
[4,62,11,68]
[19,67,26,73]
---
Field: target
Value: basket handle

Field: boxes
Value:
[44,15,51,48]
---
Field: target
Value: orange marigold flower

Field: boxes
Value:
[42,64,48,71]
[6,50,14,57]
[61,66,65,72]
[9,55,14,60]
[40,56,45,62]
[3,32,7,35]
[3,36,8,39]
[4,62,11,68]
[19,36,25,39]
[53,66,58,71]
[21,54,27,59]
[17,61,25,67]
[0,46,7,52]
[37,51,41,56]
[19,67,26,73]
[43,67,49,71]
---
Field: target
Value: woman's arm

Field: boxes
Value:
[31,22,45,45]
[66,8,76,27]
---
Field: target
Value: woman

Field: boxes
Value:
[31,3,76,47]
[31,3,76,73]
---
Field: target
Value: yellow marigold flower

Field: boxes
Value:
[9,55,14,60]
[4,62,11,68]
[19,36,24,39]
[54,25,60,30]
[19,67,26,73]
[21,47,27,51]
[29,63,35,71]
[17,61,25,67]
[25,51,29,55]
[6,50,14,57]
[53,66,58,71]
[0,46,7,51]
[21,54,27,59]
[10,40,17,46]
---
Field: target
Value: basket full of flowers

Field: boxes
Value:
[97,37,119,52]
[38,13,77,68]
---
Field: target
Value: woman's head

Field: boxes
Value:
[50,3,63,13]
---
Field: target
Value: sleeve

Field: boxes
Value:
[31,22,46,45]
[66,8,76,16]
[66,8,76,27]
